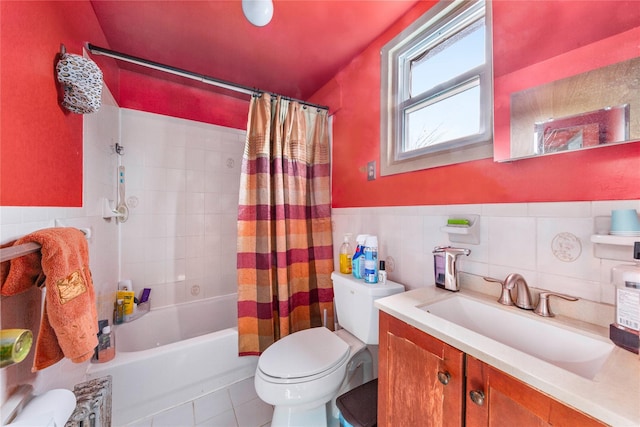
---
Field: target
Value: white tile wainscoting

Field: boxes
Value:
[331,200,640,306]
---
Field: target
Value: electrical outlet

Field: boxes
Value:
[367,161,376,181]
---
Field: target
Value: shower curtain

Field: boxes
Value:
[237,93,334,356]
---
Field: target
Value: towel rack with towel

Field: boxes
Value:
[0,227,90,263]
[2,226,98,370]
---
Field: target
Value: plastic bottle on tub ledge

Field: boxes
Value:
[364,235,379,284]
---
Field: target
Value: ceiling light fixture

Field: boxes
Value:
[242,0,274,27]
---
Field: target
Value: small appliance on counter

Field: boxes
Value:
[610,241,640,354]
[432,246,471,291]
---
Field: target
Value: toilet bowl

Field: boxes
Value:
[254,272,404,426]
[255,327,360,426]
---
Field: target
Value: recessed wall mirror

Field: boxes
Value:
[533,105,629,156]
[492,1,640,162]
[510,58,639,159]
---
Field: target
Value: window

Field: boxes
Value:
[380,0,492,176]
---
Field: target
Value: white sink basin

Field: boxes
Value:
[420,295,614,379]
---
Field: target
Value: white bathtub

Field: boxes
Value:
[86,294,258,426]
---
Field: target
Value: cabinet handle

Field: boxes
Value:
[469,390,485,406]
[437,371,450,385]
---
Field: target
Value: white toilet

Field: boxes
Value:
[254,272,405,426]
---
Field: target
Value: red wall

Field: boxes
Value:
[310,2,640,208]
[493,27,640,161]
[0,1,119,207]
[0,1,245,207]
[119,69,249,131]
[2,1,638,208]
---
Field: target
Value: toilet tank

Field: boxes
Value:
[331,272,405,345]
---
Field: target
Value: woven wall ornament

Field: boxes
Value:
[56,53,103,114]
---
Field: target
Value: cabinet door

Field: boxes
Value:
[465,355,606,427]
[378,311,464,427]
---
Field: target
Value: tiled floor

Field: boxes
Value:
[125,377,273,427]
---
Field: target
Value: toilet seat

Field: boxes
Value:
[258,327,350,383]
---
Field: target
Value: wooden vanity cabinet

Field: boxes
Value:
[465,355,606,427]
[378,311,465,426]
[378,311,607,427]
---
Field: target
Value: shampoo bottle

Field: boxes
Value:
[117,290,135,317]
[339,234,353,274]
[114,299,124,324]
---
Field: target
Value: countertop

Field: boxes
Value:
[375,284,640,426]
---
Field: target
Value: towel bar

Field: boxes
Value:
[0,242,42,263]
[0,228,90,263]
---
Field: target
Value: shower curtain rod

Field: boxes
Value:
[86,43,328,111]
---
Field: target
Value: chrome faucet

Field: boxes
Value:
[483,273,534,310]
[433,246,471,292]
[506,273,534,310]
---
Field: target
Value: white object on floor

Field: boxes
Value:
[4,388,76,427]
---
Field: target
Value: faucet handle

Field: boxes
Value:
[483,276,514,306]
[534,291,578,317]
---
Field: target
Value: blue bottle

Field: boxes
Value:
[364,236,378,284]
[352,235,367,279]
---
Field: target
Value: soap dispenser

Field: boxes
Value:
[432,246,471,291]
[610,242,640,353]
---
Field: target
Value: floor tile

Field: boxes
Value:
[228,377,258,407]
[152,402,194,426]
[234,397,274,427]
[194,389,233,424]
[196,408,238,427]
[124,417,153,427]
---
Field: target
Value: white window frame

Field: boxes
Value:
[380,0,493,176]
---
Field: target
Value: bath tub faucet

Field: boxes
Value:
[483,273,534,310]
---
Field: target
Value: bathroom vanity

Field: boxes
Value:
[375,284,640,426]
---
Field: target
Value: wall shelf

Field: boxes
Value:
[590,234,639,246]
[590,234,639,261]
[591,214,639,261]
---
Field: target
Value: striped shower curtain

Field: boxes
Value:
[237,93,334,356]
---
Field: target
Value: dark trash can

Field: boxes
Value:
[336,379,378,427]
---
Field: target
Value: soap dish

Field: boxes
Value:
[440,215,480,245]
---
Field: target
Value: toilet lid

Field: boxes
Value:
[258,327,349,379]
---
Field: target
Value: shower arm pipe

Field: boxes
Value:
[86,43,328,111]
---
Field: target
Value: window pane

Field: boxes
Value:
[410,18,485,98]
[404,82,480,151]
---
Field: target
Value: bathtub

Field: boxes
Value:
[85,294,258,426]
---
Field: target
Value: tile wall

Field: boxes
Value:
[331,200,640,306]
[118,109,245,308]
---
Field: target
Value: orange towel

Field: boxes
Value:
[1,228,98,371]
